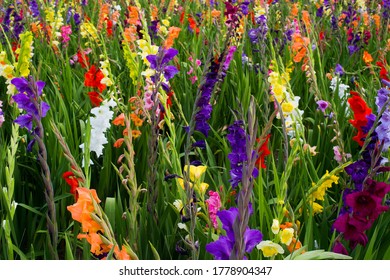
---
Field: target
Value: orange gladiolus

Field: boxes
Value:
[132,129,142,139]
[372,14,380,30]
[77,232,110,255]
[67,187,103,234]
[130,113,143,127]
[290,3,299,18]
[287,238,303,253]
[113,138,125,148]
[128,6,140,25]
[114,245,131,260]
[113,113,125,126]
[279,222,293,229]
[302,10,311,31]
[164,27,181,49]
[363,51,373,64]
[211,9,221,19]
[291,34,310,63]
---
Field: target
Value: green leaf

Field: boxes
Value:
[149,241,160,260]
[104,197,116,230]
[64,232,74,260]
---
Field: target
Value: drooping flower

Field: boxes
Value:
[257,240,284,258]
[333,241,349,255]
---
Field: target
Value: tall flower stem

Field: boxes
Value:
[29,77,58,260]
[231,97,258,260]
[35,123,58,259]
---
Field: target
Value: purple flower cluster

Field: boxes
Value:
[205,207,262,260]
[194,59,219,137]
[225,0,248,28]
[29,0,40,18]
[12,77,50,131]
[11,77,50,150]
[2,5,24,39]
[227,120,248,188]
[226,120,259,188]
[375,85,390,150]
[248,15,268,45]
[333,179,389,249]
[383,0,390,19]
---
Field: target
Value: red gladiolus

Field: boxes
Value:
[188,16,200,35]
[347,91,372,146]
[62,171,80,200]
[256,134,271,169]
[77,50,90,69]
[84,65,106,93]
[88,91,103,107]
[377,61,389,81]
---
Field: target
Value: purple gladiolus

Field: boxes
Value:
[146,48,179,81]
[11,77,50,136]
[316,100,329,113]
[335,64,344,76]
[205,207,262,260]
[29,0,40,17]
[227,120,247,188]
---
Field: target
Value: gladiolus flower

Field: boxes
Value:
[184,165,207,181]
[280,228,294,246]
[257,240,284,257]
[62,171,80,200]
[362,51,373,64]
[206,190,221,229]
[67,187,103,234]
[271,219,280,234]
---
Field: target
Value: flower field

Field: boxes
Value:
[0,0,389,261]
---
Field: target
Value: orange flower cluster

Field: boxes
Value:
[67,187,131,259]
[67,188,103,235]
[112,100,144,148]
[164,27,181,49]
[291,33,310,64]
